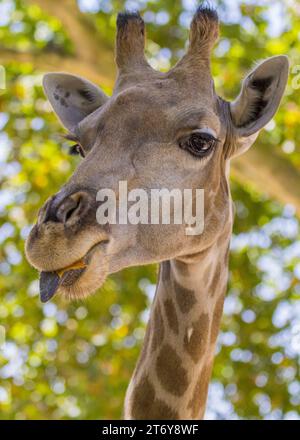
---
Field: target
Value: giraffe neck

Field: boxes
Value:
[124,228,231,420]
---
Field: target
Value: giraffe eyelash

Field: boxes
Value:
[63,133,79,142]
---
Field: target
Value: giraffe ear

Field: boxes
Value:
[43,73,108,131]
[230,56,289,156]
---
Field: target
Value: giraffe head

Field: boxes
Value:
[25,6,288,301]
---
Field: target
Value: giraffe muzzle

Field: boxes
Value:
[38,239,108,302]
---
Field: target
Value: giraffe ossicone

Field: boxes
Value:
[25,5,289,419]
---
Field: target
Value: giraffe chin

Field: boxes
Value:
[39,242,109,302]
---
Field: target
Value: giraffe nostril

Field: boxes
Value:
[56,194,82,223]
[64,206,77,223]
[40,191,92,225]
[64,200,81,222]
[56,192,89,224]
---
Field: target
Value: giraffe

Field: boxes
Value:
[25,6,289,419]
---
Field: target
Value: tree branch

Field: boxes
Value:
[0,47,114,87]
[232,145,300,216]
[26,0,116,82]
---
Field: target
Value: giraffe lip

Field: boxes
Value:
[60,267,86,286]
[39,260,87,303]
[38,241,108,303]
[39,266,87,303]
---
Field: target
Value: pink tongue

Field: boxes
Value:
[39,271,60,303]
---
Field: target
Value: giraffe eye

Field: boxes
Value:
[179,132,220,158]
[69,144,85,158]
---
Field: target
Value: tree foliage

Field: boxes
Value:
[0,0,300,420]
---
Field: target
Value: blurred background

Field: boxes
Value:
[1,0,300,420]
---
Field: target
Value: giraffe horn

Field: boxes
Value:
[176,5,219,71]
[115,11,150,71]
[189,5,219,57]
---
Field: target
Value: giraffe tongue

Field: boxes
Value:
[39,271,60,303]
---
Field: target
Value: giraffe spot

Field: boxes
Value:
[151,399,179,420]
[161,260,170,283]
[151,302,164,352]
[210,294,225,345]
[135,320,151,372]
[203,266,212,286]
[156,343,189,396]
[224,245,230,265]
[174,280,196,314]
[78,88,94,102]
[167,98,179,107]
[209,263,221,297]
[130,376,179,420]
[188,364,212,419]
[163,298,179,335]
[184,313,209,363]
[60,97,68,107]
[175,260,189,276]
